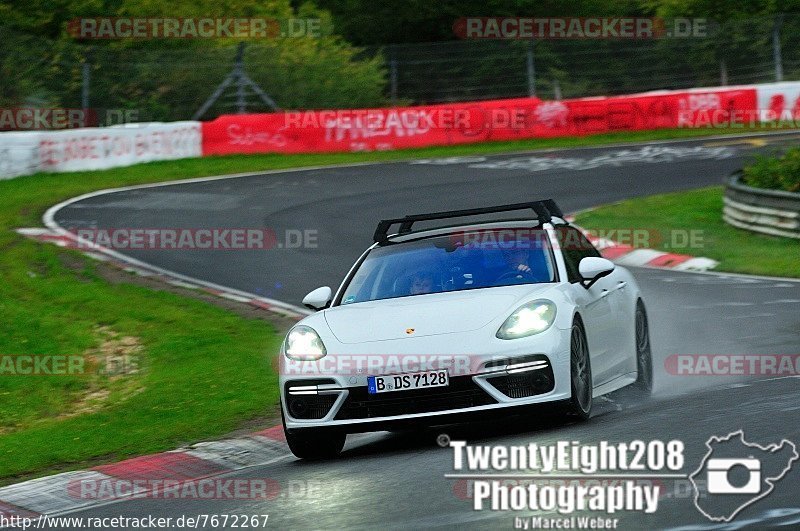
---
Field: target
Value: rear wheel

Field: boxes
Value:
[632,300,653,396]
[282,405,345,460]
[565,317,592,420]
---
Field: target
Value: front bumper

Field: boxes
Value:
[280,331,571,432]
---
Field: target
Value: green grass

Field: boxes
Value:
[0,253,283,482]
[575,187,800,278]
[0,124,790,483]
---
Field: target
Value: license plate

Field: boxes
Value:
[367,369,449,394]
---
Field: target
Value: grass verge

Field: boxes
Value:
[574,187,800,278]
[0,125,791,483]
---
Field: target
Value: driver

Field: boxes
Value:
[497,247,533,281]
[409,270,435,295]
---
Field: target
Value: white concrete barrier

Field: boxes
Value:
[0,132,41,180]
[0,121,202,179]
[755,81,800,122]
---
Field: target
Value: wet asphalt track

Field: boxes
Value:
[50,134,800,529]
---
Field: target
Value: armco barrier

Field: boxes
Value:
[0,121,202,179]
[202,87,759,155]
[724,172,800,239]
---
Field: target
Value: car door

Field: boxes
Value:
[603,267,637,379]
[557,226,618,387]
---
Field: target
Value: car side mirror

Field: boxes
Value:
[302,286,333,310]
[578,257,615,289]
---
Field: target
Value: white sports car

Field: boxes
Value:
[280,200,652,459]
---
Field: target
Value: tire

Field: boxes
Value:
[632,300,653,396]
[282,405,346,460]
[565,316,592,420]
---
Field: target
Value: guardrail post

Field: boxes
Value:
[773,14,784,82]
[389,45,398,105]
[235,42,247,114]
[82,47,92,114]
[526,41,536,97]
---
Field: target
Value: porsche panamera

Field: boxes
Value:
[279,200,653,459]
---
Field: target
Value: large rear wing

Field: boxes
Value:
[373,199,564,244]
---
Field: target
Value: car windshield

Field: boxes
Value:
[338,228,556,305]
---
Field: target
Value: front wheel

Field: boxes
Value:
[565,316,592,420]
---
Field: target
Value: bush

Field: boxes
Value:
[742,148,800,193]
[0,0,389,121]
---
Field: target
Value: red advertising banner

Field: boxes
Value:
[201,88,757,156]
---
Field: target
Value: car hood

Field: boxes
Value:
[324,284,555,344]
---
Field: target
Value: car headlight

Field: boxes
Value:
[284,325,327,360]
[497,300,557,339]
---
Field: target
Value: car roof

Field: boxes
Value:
[373,199,565,245]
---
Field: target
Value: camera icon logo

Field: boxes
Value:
[690,430,798,522]
[706,457,760,494]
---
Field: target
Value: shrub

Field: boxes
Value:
[742,148,800,193]
[0,0,389,121]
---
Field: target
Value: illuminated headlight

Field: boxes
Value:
[497,300,557,339]
[284,325,327,360]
